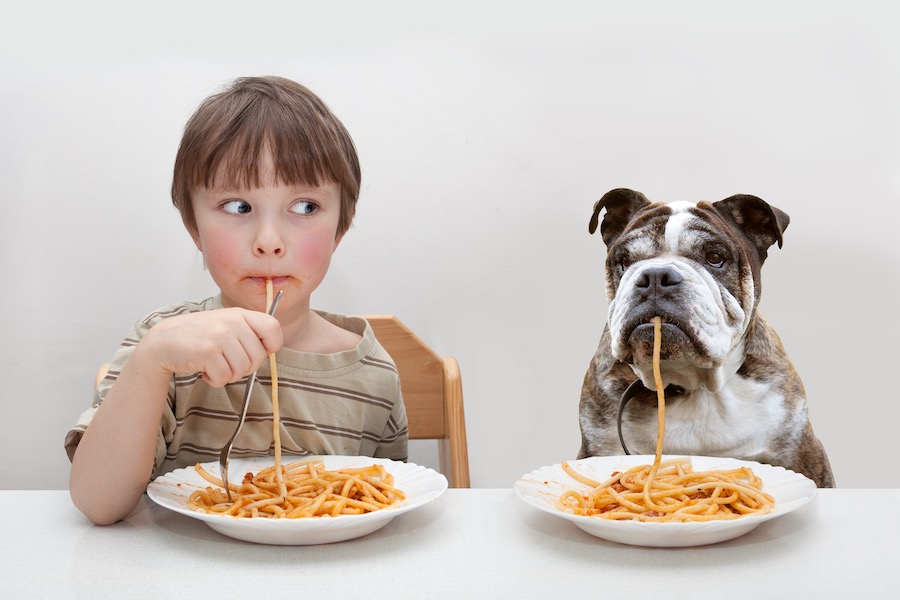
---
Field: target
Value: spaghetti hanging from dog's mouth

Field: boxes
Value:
[649,317,666,469]
[557,316,776,522]
[619,312,711,368]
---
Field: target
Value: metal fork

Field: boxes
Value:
[218,290,283,502]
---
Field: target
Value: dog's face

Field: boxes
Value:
[590,189,789,390]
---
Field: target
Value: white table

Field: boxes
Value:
[1,489,898,599]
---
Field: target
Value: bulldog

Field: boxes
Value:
[578,188,835,487]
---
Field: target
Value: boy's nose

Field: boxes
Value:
[253,225,285,256]
[255,243,283,256]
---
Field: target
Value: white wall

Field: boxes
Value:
[2,1,898,489]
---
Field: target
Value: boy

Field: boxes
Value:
[66,76,408,525]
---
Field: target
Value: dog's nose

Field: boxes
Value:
[635,266,683,297]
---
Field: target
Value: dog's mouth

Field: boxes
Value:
[625,313,687,337]
[620,312,700,365]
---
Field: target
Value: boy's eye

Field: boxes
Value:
[222,200,251,214]
[290,200,318,215]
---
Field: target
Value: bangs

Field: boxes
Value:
[198,100,358,194]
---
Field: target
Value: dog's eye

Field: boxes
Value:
[610,251,631,276]
[705,251,726,268]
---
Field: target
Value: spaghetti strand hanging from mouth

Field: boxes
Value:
[557,315,775,521]
[266,279,286,499]
[643,316,667,510]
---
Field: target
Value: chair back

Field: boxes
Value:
[362,315,470,488]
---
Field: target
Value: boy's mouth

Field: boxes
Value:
[248,275,289,286]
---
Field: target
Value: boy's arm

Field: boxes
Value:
[69,344,172,525]
[69,308,282,525]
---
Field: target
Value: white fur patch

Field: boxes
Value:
[633,375,787,457]
[627,340,788,455]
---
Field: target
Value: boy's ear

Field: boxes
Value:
[189,227,203,252]
[333,209,354,251]
[184,221,203,252]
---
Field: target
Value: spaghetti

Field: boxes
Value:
[189,459,405,518]
[266,279,286,498]
[558,316,775,522]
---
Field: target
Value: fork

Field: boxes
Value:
[218,290,283,502]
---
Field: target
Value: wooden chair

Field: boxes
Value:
[93,315,471,488]
[361,315,470,488]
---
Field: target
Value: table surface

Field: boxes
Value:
[2,488,898,599]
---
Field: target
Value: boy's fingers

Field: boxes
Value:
[201,354,233,388]
[220,337,255,382]
[243,311,284,355]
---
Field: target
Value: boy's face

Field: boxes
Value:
[189,168,344,317]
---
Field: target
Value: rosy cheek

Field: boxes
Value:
[199,235,241,276]
[295,234,336,264]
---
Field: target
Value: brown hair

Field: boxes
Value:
[171,76,361,236]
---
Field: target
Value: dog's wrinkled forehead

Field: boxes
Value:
[617,201,715,256]
[589,188,789,263]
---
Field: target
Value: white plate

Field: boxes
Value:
[147,456,447,545]
[515,455,817,547]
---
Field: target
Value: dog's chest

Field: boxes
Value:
[631,376,787,457]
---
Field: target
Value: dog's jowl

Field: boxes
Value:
[578,188,835,487]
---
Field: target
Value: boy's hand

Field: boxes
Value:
[138,308,283,387]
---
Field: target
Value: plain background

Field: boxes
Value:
[2,1,898,490]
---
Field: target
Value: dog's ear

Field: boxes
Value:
[712,194,790,259]
[589,188,652,246]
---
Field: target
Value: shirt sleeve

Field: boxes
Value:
[373,378,409,461]
[64,318,172,473]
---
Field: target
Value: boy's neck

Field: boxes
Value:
[281,308,362,354]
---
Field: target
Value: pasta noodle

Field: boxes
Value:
[189,459,406,518]
[266,279,286,498]
[558,316,775,522]
[188,279,405,518]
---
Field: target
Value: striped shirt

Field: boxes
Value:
[65,296,408,479]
